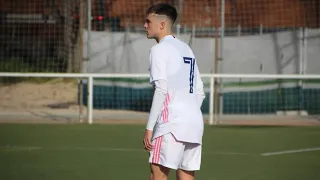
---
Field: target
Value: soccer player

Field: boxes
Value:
[143,3,206,180]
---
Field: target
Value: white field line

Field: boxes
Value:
[261,147,320,156]
[204,152,253,156]
[0,146,142,152]
[0,145,42,151]
[3,146,320,157]
[0,145,253,156]
[58,147,143,152]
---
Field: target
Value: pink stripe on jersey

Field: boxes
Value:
[152,136,163,164]
[151,95,170,164]
[152,138,158,163]
[161,94,171,123]
[156,137,162,163]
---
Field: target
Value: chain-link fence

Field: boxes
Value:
[1,0,318,74]
[0,0,85,74]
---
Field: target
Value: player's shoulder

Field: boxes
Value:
[150,41,171,55]
[152,40,171,49]
[176,38,190,47]
[171,38,194,55]
[150,38,192,55]
[150,43,163,51]
[163,37,189,47]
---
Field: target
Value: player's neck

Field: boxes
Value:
[156,32,173,43]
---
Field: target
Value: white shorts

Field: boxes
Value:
[149,133,202,171]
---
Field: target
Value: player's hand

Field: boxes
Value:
[143,129,153,152]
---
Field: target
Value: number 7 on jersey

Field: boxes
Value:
[183,57,196,94]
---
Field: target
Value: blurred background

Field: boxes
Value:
[0,0,319,122]
[1,0,319,74]
[0,1,320,179]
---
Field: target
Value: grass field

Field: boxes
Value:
[0,124,320,180]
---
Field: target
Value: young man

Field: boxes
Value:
[143,3,206,180]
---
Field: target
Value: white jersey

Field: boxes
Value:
[149,35,205,144]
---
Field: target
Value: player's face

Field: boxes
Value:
[144,14,161,39]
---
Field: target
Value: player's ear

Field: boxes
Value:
[160,21,165,30]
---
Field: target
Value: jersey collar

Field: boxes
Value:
[159,35,175,43]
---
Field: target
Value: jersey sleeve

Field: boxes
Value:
[146,79,167,130]
[195,65,205,106]
[149,46,167,84]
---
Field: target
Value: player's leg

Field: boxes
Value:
[176,169,195,180]
[148,133,184,180]
[149,163,170,180]
[176,142,202,180]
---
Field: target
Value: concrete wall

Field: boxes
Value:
[83,29,320,76]
[81,29,320,114]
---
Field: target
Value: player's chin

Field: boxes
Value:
[146,33,154,39]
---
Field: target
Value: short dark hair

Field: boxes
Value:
[146,3,178,24]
